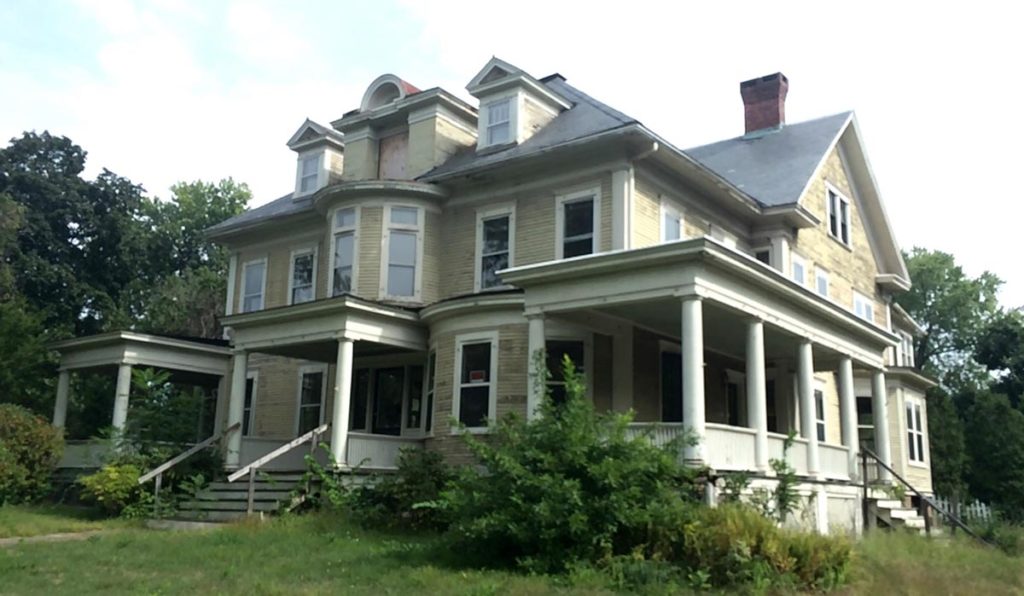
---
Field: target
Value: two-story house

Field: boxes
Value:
[50,60,935,532]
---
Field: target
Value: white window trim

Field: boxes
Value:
[660,200,684,243]
[478,92,520,149]
[544,328,594,402]
[451,330,499,433]
[327,206,360,297]
[899,331,915,367]
[906,396,927,467]
[825,182,852,248]
[813,379,828,444]
[555,186,602,260]
[853,291,875,323]
[815,267,830,298]
[293,363,328,437]
[474,204,516,292]
[243,370,259,437]
[294,151,327,198]
[380,205,425,302]
[287,246,318,306]
[239,257,268,313]
[225,253,238,316]
[790,252,807,287]
[423,347,437,437]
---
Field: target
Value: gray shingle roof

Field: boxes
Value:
[420,76,638,180]
[684,111,852,207]
[206,191,308,236]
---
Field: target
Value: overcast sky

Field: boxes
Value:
[2,1,1021,306]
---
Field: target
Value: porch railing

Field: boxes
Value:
[137,422,241,515]
[227,422,330,515]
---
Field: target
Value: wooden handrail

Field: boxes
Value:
[861,446,990,545]
[227,422,330,483]
[138,422,241,485]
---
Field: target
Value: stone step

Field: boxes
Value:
[873,499,903,509]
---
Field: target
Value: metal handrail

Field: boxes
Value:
[226,422,330,514]
[861,446,990,545]
[136,422,241,515]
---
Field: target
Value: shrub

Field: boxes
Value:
[78,463,145,516]
[0,403,64,504]
[441,356,704,573]
[346,448,453,530]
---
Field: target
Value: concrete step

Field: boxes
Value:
[207,481,302,492]
[192,490,294,501]
[873,499,903,509]
[888,508,921,520]
[174,510,256,522]
[900,517,926,529]
[181,499,280,512]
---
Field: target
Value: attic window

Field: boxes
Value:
[485,98,512,146]
[298,154,321,194]
[826,186,851,246]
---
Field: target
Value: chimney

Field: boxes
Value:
[740,72,788,134]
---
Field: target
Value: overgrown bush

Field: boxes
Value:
[974,518,1024,556]
[347,448,453,530]
[0,403,64,504]
[441,357,704,573]
[78,463,145,516]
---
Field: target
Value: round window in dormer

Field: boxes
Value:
[360,74,419,112]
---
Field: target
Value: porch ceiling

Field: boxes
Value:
[49,331,231,376]
[253,339,418,364]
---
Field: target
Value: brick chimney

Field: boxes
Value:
[740,72,788,134]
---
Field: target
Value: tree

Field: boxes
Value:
[963,393,1024,521]
[925,388,967,498]
[974,310,1024,407]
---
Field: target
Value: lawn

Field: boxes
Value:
[0,504,128,539]
[0,508,1021,595]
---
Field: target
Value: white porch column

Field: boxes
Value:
[746,319,768,473]
[797,340,821,478]
[225,350,248,469]
[838,356,859,479]
[53,369,71,428]
[527,314,546,420]
[871,370,893,482]
[330,338,354,466]
[111,363,132,432]
[681,297,706,464]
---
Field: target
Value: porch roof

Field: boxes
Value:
[49,331,231,376]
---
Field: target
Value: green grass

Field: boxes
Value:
[0,505,127,539]
[1,508,1022,595]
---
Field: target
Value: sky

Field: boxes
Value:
[2,0,1022,306]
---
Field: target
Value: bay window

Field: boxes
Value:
[454,332,498,430]
[384,206,422,299]
[331,207,358,296]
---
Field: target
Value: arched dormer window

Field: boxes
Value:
[360,74,418,112]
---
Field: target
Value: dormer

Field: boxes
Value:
[466,57,571,151]
[287,119,345,197]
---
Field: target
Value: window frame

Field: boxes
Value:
[813,381,827,443]
[853,291,875,323]
[293,364,328,437]
[906,397,926,466]
[544,333,593,404]
[660,200,684,243]
[423,349,436,436]
[474,204,516,292]
[287,246,318,305]
[242,370,258,437]
[239,257,268,313]
[815,267,830,298]
[790,252,807,287]
[380,205,424,301]
[898,331,915,367]
[328,206,360,297]
[451,330,499,433]
[295,152,324,197]
[825,183,852,247]
[555,187,602,260]
[482,96,515,147]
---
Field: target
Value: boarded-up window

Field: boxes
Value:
[378,132,409,179]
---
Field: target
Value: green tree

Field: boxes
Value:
[963,393,1024,521]
[974,310,1024,407]
[925,389,968,498]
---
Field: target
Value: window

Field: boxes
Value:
[331,207,358,296]
[240,259,266,313]
[766,379,778,433]
[384,206,421,298]
[856,396,874,451]
[424,351,436,434]
[660,347,682,422]
[899,332,915,367]
[815,268,830,298]
[906,399,925,464]
[476,206,514,291]
[546,340,585,406]
[854,292,875,322]
[557,189,600,259]
[754,248,771,265]
[289,248,316,305]
[373,367,404,436]
[406,365,425,430]
[454,332,498,429]
[661,203,683,242]
[242,372,258,437]
[298,154,321,195]
[826,187,851,246]
[486,98,512,145]
[349,368,369,431]
[295,367,326,435]
[726,374,743,427]
[814,388,827,442]
[790,253,806,286]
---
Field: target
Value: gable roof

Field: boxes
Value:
[685,111,853,207]
[286,118,344,149]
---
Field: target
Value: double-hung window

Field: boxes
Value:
[242,371,258,437]
[856,396,874,450]
[289,248,316,305]
[298,154,321,195]
[815,268,830,298]
[814,387,827,442]
[853,292,874,322]
[790,253,806,286]
[454,332,498,430]
[661,202,683,242]
[332,207,358,296]
[476,206,513,291]
[826,186,851,246]
[906,399,925,464]
[899,332,915,367]
[385,206,421,299]
[295,366,326,435]
[545,340,585,406]
[557,189,599,259]
[486,98,512,146]
[241,259,266,313]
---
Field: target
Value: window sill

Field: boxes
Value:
[451,426,492,435]
[826,233,854,252]
[908,460,929,469]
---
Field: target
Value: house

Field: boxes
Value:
[50,60,935,532]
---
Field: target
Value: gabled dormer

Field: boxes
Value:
[287,119,345,198]
[466,57,571,151]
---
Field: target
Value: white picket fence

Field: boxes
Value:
[933,496,993,523]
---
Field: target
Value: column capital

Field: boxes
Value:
[231,348,248,356]
[525,312,546,321]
